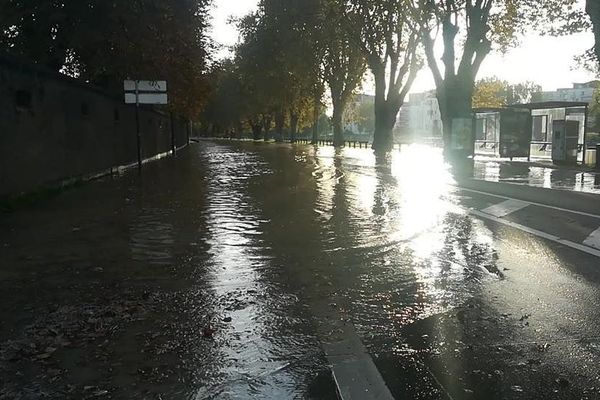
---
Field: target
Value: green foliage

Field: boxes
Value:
[472,77,508,108]
[341,0,421,94]
[234,0,324,136]
[506,81,543,105]
[317,0,366,143]
[416,0,583,147]
[347,97,375,134]
[319,0,365,108]
[201,60,245,134]
[587,0,600,69]
[472,77,542,108]
[589,86,600,132]
[339,0,422,151]
[0,0,212,117]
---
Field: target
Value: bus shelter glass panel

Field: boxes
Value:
[499,109,532,159]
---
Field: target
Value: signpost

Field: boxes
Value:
[124,80,168,170]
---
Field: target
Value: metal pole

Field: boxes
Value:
[527,112,532,162]
[583,104,589,166]
[187,119,191,145]
[170,112,176,156]
[135,81,142,171]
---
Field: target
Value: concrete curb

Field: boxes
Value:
[0,144,189,210]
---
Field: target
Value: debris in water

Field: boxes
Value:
[519,314,530,321]
[556,377,570,387]
[536,343,551,352]
[201,327,216,338]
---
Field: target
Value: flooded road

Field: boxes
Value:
[2,141,600,399]
[473,159,600,194]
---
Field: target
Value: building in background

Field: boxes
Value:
[394,103,411,141]
[405,90,442,141]
[538,81,599,103]
[529,81,600,154]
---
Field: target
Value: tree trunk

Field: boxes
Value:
[370,66,402,153]
[274,110,284,142]
[332,103,344,147]
[436,75,475,158]
[262,115,272,141]
[250,123,262,140]
[587,0,600,63]
[372,105,397,153]
[290,113,299,142]
[311,100,320,144]
[235,121,243,139]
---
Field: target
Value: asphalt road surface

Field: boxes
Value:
[1,141,600,399]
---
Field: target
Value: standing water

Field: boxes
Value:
[2,141,579,399]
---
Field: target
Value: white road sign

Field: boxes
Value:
[124,80,169,170]
[124,92,168,105]
[124,80,168,105]
[123,80,167,92]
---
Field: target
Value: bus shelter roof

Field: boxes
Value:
[472,107,505,113]
[508,101,589,110]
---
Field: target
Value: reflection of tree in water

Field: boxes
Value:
[372,153,397,218]
[331,150,349,220]
[363,153,500,331]
[183,143,326,398]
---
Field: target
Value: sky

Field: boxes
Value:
[209,0,598,94]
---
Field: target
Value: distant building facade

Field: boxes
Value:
[342,90,448,143]
[395,103,410,140]
[406,90,442,140]
[537,81,599,103]
[531,81,600,146]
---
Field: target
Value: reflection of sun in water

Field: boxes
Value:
[313,147,337,219]
[390,145,461,251]
[355,172,377,211]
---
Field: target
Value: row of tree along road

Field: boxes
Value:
[0,0,211,120]
[1,0,599,159]
[203,0,599,158]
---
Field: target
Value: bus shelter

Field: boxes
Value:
[473,107,532,160]
[509,101,589,165]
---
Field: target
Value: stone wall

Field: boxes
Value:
[0,56,189,198]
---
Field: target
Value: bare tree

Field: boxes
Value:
[319,0,366,147]
[416,0,586,158]
[587,0,600,64]
[342,0,422,153]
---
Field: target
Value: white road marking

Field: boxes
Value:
[482,199,530,218]
[584,227,600,250]
[458,186,600,220]
[469,209,600,258]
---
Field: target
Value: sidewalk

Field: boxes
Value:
[472,156,600,194]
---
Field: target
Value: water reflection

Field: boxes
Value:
[306,144,500,354]
[194,144,320,399]
[1,140,512,398]
[473,160,600,193]
[129,208,174,265]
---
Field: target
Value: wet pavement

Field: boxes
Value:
[2,141,600,399]
[473,158,600,194]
